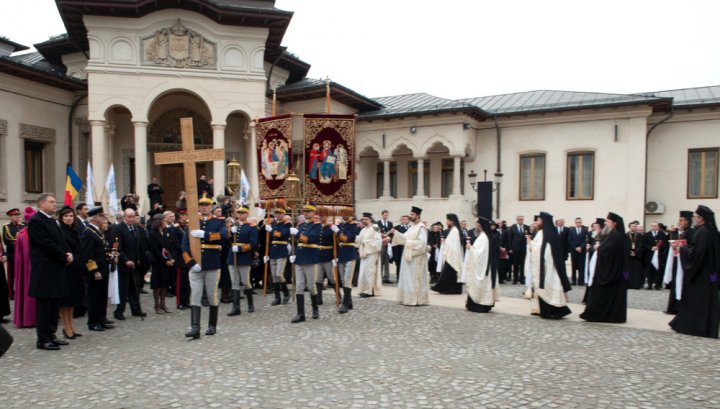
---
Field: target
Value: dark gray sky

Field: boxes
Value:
[3,0,718,99]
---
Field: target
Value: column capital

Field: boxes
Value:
[378,156,393,162]
[89,120,106,127]
[132,121,149,128]
[413,155,428,160]
[211,124,227,131]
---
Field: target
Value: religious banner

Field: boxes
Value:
[256,114,293,200]
[303,114,355,215]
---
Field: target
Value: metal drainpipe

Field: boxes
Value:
[67,94,87,165]
[493,115,502,219]
[643,106,674,226]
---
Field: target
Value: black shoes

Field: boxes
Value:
[37,342,61,350]
[114,313,126,321]
[139,289,149,295]
[62,330,77,340]
[359,293,373,298]
[291,294,306,323]
[177,304,187,310]
[51,338,69,346]
[132,312,147,318]
[101,322,115,329]
[89,325,105,331]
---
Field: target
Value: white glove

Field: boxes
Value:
[232,245,239,253]
[332,259,338,267]
[287,244,292,253]
[290,227,299,235]
[190,264,202,273]
[331,225,340,233]
[191,229,205,238]
[265,225,273,232]
[289,255,296,263]
[263,256,269,263]
[231,226,238,234]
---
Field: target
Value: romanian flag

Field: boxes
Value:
[64,163,82,206]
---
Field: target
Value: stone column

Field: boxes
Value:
[212,124,226,198]
[248,123,259,210]
[380,157,391,199]
[133,121,149,215]
[414,156,427,198]
[451,155,462,197]
[90,120,106,206]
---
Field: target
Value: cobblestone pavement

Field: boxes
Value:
[1,291,718,408]
[498,283,671,312]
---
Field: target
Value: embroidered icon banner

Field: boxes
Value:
[256,114,293,200]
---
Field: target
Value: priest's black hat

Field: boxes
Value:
[680,210,693,221]
[410,206,422,215]
[607,212,625,234]
[533,214,541,221]
[87,207,105,217]
[595,218,605,227]
[362,212,372,218]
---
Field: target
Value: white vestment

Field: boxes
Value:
[461,232,498,306]
[526,231,568,313]
[356,224,382,295]
[393,221,430,305]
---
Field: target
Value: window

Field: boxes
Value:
[567,152,593,200]
[25,140,44,193]
[519,154,545,200]
[441,158,464,198]
[376,161,397,198]
[688,148,718,198]
[409,159,430,197]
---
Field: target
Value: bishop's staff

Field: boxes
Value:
[332,225,340,307]
[262,207,272,300]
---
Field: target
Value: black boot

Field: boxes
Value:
[245,289,255,313]
[271,283,281,306]
[205,306,218,336]
[346,287,353,310]
[311,293,320,319]
[291,294,305,323]
[281,283,290,304]
[316,283,324,306]
[185,306,201,339]
[338,287,350,314]
[227,290,241,316]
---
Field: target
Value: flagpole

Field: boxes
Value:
[325,76,331,114]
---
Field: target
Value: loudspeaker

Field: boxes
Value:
[476,181,493,220]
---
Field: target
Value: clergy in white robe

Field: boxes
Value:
[460,217,498,312]
[356,213,382,297]
[392,206,430,306]
[526,212,572,319]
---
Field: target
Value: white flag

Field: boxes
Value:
[239,168,251,205]
[85,162,94,205]
[106,164,118,214]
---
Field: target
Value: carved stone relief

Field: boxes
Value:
[143,20,216,69]
[0,119,7,137]
[19,123,56,143]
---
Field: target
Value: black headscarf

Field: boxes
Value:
[607,211,629,280]
[478,217,498,287]
[539,212,570,291]
[696,205,720,277]
[446,213,460,229]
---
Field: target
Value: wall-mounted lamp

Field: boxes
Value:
[463,123,471,130]
[410,127,417,134]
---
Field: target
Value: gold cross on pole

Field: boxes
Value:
[154,117,225,262]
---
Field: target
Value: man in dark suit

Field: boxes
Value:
[27,193,71,350]
[643,222,668,290]
[111,208,148,320]
[376,210,393,283]
[555,217,570,261]
[392,215,410,282]
[568,217,588,285]
[508,216,530,284]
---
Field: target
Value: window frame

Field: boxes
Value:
[519,153,546,201]
[687,148,719,199]
[566,151,594,200]
[24,140,45,194]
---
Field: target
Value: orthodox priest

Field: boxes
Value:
[526,212,572,319]
[356,213,382,298]
[669,205,720,338]
[460,217,498,313]
[431,214,464,295]
[392,206,430,306]
[627,221,645,290]
[580,212,628,323]
[662,211,694,315]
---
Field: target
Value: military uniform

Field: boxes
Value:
[291,209,322,323]
[2,209,24,299]
[226,206,258,316]
[267,214,291,305]
[82,219,114,331]
[315,223,338,305]
[182,203,228,337]
[336,220,359,313]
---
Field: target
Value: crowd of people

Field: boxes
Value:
[1,178,718,353]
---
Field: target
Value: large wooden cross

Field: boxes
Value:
[154,117,225,262]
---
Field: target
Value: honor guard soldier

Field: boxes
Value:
[316,215,339,306]
[265,209,292,306]
[335,216,359,314]
[82,207,116,331]
[289,203,322,323]
[227,205,258,316]
[3,208,24,300]
[182,194,228,338]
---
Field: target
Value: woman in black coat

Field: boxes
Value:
[58,206,86,339]
[148,214,175,314]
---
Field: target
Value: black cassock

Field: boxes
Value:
[581,229,627,323]
[664,228,695,315]
[627,232,645,290]
[431,228,463,295]
[669,225,720,338]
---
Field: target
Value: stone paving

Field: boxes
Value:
[1,290,718,408]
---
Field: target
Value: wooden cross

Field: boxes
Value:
[154,118,225,262]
